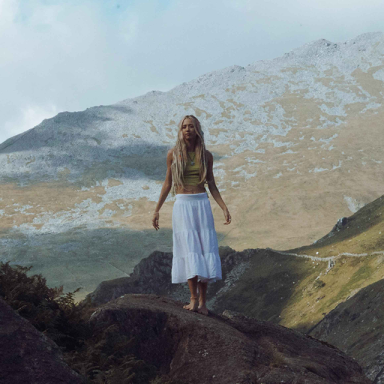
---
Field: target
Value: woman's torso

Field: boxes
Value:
[176,184,207,194]
[175,151,207,195]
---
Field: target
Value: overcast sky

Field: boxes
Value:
[1,0,384,144]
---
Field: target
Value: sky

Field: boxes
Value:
[1,0,384,144]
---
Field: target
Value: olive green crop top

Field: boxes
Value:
[183,152,203,186]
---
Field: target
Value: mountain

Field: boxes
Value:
[1,32,384,302]
[287,192,384,257]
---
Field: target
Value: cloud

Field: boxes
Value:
[4,103,59,139]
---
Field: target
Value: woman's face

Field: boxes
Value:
[182,118,197,142]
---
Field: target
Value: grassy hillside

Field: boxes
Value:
[288,195,384,257]
[309,278,384,383]
[212,195,384,332]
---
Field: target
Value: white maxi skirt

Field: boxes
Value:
[172,192,222,284]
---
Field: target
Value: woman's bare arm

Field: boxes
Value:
[152,149,173,230]
[206,151,231,224]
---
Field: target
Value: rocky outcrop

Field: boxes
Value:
[309,278,384,384]
[314,217,349,244]
[88,293,371,384]
[80,245,249,308]
[0,297,85,384]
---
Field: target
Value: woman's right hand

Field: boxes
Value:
[152,212,159,230]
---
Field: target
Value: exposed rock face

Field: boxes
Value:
[0,297,85,384]
[88,293,371,384]
[320,216,349,242]
[309,278,384,384]
[80,245,249,308]
[308,214,350,246]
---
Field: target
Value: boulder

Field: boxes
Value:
[0,297,85,384]
[88,293,370,384]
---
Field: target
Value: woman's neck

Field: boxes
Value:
[185,139,196,152]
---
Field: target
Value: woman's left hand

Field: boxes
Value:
[223,208,231,225]
[152,212,160,230]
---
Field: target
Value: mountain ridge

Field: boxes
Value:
[1,31,383,302]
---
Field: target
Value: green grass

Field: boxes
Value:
[287,195,384,257]
[322,264,375,312]
[212,195,384,333]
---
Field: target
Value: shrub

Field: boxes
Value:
[0,261,180,384]
[0,261,90,350]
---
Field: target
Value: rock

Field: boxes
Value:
[80,249,186,307]
[0,297,85,384]
[80,245,245,309]
[315,217,349,244]
[88,293,370,384]
[309,278,384,383]
[334,217,349,231]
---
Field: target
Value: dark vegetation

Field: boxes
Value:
[0,261,180,384]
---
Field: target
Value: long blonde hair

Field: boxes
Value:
[170,115,209,197]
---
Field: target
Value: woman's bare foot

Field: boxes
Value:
[197,302,209,316]
[183,296,198,311]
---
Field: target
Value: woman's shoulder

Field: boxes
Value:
[167,147,175,163]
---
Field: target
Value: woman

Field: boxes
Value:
[152,115,231,316]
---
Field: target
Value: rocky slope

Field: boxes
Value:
[309,278,384,384]
[288,194,384,257]
[0,296,85,384]
[81,245,244,308]
[1,257,372,384]
[82,195,384,333]
[1,32,384,302]
[87,293,370,384]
